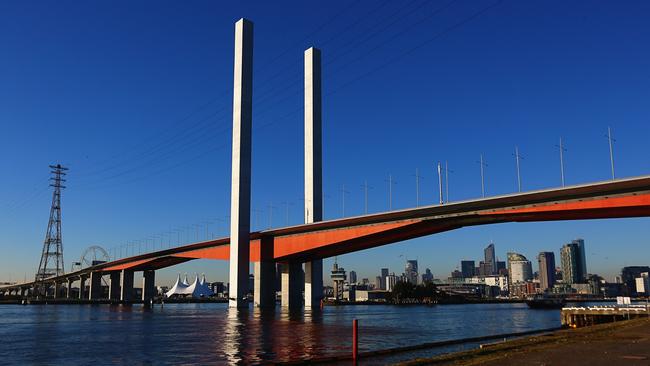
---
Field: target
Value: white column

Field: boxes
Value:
[304,47,323,308]
[281,262,303,308]
[253,237,276,308]
[228,18,254,308]
[120,269,134,302]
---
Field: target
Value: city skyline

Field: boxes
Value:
[2,1,650,285]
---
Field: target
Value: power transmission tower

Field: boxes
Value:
[35,164,67,296]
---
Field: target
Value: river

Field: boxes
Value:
[0,302,569,365]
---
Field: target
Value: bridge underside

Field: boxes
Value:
[100,191,650,272]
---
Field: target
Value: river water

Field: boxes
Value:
[0,302,567,365]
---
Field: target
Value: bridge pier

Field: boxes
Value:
[20,287,27,297]
[281,261,303,308]
[142,270,156,303]
[108,272,120,301]
[228,18,254,309]
[120,270,134,302]
[304,260,323,308]
[53,281,61,299]
[89,272,102,300]
[254,237,276,308]
[66,278,74,299]
[79,275,87,300]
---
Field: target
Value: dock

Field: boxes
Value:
[561,304,650,328]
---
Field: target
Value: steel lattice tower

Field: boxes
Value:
[35,164,67,288]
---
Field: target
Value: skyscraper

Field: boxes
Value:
[507,252,533,284]
[484,243,496,275]
[560,243,579,284]
[405,260,418,284]
[572,238,587,281]
[538,252,556,291]
[349,270,357,284]
[381,268,389,290]
[461,260,475,278]
[422,268,434,283]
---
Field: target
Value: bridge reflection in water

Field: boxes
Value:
[0,303,565,364]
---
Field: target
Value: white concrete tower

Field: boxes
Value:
[303,47,323,308]
[228,18,254,308]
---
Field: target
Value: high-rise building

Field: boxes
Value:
[381,268,389,289]
[461,260,475,278]
[538,252,556,291]
[560,243,580,284]
[349,270,357,284]
[572,239,587,281]
[507,252,533,284]
[405,260,419,284]
[374,276,382,290]
[422,268,434,283]
[484,243,496,275]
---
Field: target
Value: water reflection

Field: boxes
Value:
[0,302,568,365]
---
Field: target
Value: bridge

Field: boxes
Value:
[3,175,650,306]
[3,18,650,309]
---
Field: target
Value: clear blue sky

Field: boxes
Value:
[2,0,650,286]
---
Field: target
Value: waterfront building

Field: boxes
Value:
[331,262,346,300]
[635,273,649,295]
[621,266,650,296]
[484,243,496,275]
[451,270,463,279]
[461,260,475,278]
[349,270,357,284]
[405,259,418,284]
[484,275,509,295]
[374,276,382,290]
[507,252,533,284]
[560,243,580,284]
[538,252,556,291]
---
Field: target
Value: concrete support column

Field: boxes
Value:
[281,262,303,308]
[254,236,276,308]
[109,272,121,301]
[305,260,323,308]
[66,278,74,299]
[20,288,26,297]
[79,276,87,300]
[120,270,134,302]
[142,270,156,303]
[228,18,254,309]
[53,282,61,299]
[303,47,324,308]
[89,272,102,300]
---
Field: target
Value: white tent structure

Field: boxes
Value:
[165,273,189,298]
[165,273,214,298]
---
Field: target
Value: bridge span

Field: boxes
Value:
[3,174,650,305]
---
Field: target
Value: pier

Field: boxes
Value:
[561,305,650,328]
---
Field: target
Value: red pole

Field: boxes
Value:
[352,318,358,361]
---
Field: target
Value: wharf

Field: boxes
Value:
[561,304,650,328]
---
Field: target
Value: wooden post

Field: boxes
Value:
[352,319,358,361]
